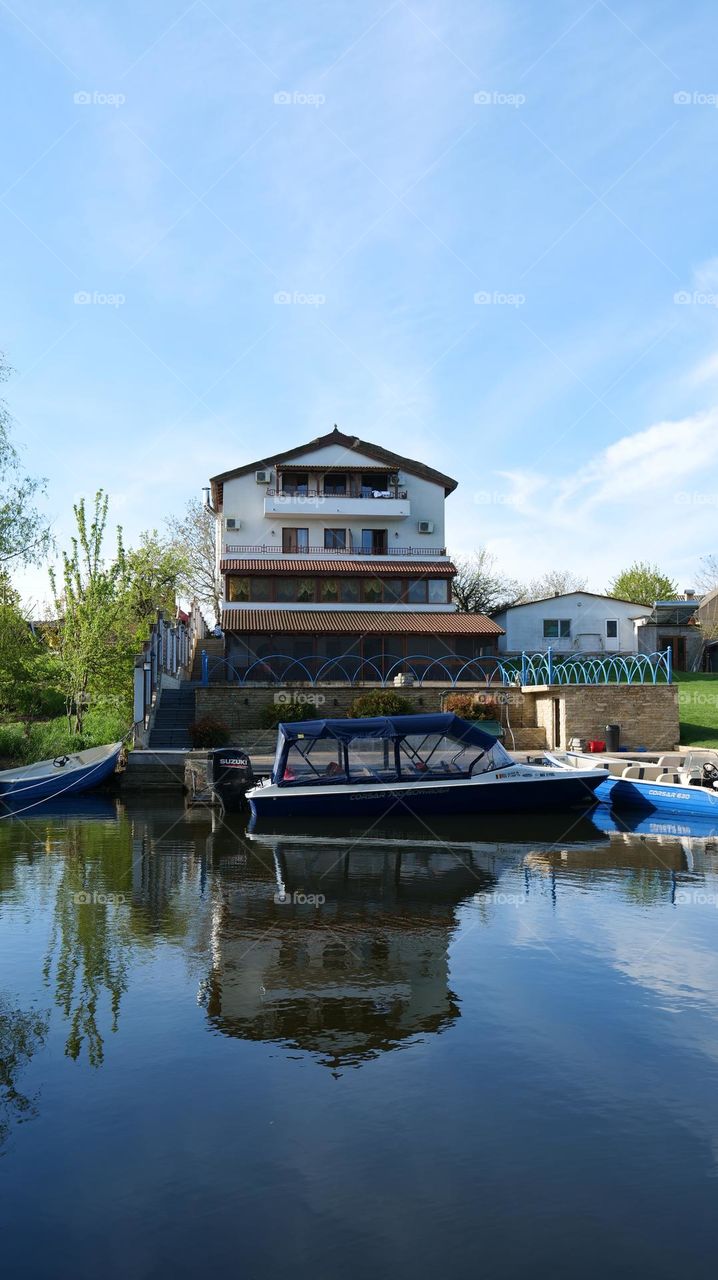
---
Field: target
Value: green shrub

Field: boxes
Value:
[348,689,416,718]
[444,692,500,721]
[13,684,67,721]
[188,716,231,747]
[260,698,320,728]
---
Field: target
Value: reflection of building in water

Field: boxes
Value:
[203,838,498,1069]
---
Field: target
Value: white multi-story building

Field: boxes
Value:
[208,426,502,679]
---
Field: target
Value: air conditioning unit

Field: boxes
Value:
[418,520,434,534]
[225,518,240,530]
[255,469,271,484]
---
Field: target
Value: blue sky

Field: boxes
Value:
[3,0,718,605]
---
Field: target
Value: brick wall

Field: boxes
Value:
[526,684,679,751]
[195,683,529,732]
[194,680,679,752]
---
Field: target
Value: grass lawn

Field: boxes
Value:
[675,671,718,746]
[0,707,130,768]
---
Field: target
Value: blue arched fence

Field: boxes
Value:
[199,647,672,688]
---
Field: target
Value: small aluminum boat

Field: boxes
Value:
[0,742,122,807]
[245,713,607,821]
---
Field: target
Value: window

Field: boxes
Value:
[606,620,618,639]
[282,527,309,552]
[320,578,340,603]
[361,528,388,554]
[407,579,428,604]
[227,576,249,602]
[397,734,489,778]
[428,579,449,604]
[382,578,403,603]
[249,577,272,601]
[361,472,389,495]
[282,472,309,495]
[323,473,347,496]
[362,577,383,604]
[281,739,347,785]
[275,578,298,602]
[543,619,571,639]
[276,577,315,603]
[347,737,399,783]
[339,578,360,604]
[324,528,346,549]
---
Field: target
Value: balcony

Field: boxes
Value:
[263,488,410,519]
[223,543,447,559]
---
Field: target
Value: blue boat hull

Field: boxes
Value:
[249,774,603,821]
[0,746,121,806]
[596,775,718,821]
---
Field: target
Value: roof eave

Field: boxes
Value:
[209,426,458,503]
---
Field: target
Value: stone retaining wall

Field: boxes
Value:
[195,681,679,752]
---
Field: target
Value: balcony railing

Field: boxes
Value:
[223,544,448,557]
[267,487,408,500]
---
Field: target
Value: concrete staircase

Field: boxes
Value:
[190,636,225,682]
[148,686,196,748]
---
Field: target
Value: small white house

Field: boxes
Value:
[492,592,652,655]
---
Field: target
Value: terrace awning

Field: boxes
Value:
[221,609,503,635]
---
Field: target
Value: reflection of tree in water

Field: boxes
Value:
[0,996,49,1149]
[42,818,133,1067]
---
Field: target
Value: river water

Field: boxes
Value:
[1,798,718,1279]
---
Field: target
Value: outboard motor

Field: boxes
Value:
[211,748,254,811]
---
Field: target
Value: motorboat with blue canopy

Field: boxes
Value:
[246,713,606,820]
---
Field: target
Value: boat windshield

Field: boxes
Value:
[276,729,512,787]
[396,733,509,779]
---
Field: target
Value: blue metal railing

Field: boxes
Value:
[196,648,672,688]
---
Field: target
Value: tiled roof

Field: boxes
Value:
[220,559,455,576]
[210,425,458,505]
[221,609,503,635]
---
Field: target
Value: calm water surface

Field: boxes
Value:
[2,798,718,1279]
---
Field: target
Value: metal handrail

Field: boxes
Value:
[266,487,409,500]
[222,544,448,557]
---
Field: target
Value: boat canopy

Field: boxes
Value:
[271,713,512,786]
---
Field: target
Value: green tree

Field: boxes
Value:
[49,492,132,734]
[0,579,63,728]
[0,354,51,567]
[124,530,188,630]
[607,561,677,606]
[166,497,220,623]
